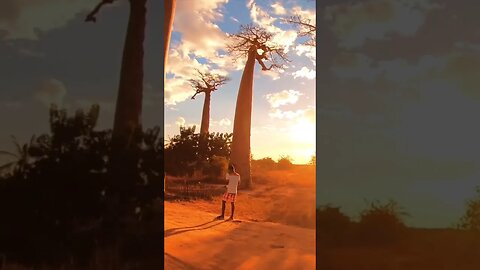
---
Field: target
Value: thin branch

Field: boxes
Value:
[284,15,316,46]
[85,0,116,23]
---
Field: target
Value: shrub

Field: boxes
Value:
[277,155,293,170]
[252,157,276,171]
[459,186,480,231]
[164,127,232,177]
[356,199,408,246]
[0,104,164,267]
[317,205,352,246]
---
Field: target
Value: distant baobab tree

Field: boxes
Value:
[189,69,229,135]
[189,70,229,159]
[227,24,289,188]
[284,15,316,46]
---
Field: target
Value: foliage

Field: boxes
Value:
[458,186,480,231]
[252,157,277,171]
[0,104,164,267]
[277,155,294,170]
[317,205,352,246]
[309,155,316,166]
[164,126,232,177]
[356,199,408,246]
[202,155,229,179]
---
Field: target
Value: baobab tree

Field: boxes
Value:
[284,15,316,46]
[86,0,146,159]
[189,69,229,135]
[164,0,176,67]
[189,70,229,159]
[227,24,289,188]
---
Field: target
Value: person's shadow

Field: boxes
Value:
[164,219,227,238]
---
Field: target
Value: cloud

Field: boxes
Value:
[211,117,232,127]
[175,117,186,126]
[34,78,66,107]
[218,118,231,126]
[266,89,302,108]
[324,0,441,48]
[172,0,229,65]
[295,44,316,63]
[292,66,315,80]
[271,2,287,15]
[0,0,99,40]
[248,0,297,53]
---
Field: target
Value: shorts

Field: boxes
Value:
[222,192,237,203]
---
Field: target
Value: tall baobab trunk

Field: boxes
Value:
[164,0,176,67]
[111,0,147,196]
[231,47,256,188]
[198,90,211,160]
[200,91,211,135]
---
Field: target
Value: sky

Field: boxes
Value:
[317,0,480,228]
[164,0,316,165]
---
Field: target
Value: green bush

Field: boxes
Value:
[164,127,232,177]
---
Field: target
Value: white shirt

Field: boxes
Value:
[226,173,240,194]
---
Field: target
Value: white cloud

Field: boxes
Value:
[218,118,231,126]
[248,0,297,53]
[34,78,66,107]
[211,117,232,127]
[271,2,287,15]
[292,66,315,80]
[175,117,186,126]
[266,89,303,108]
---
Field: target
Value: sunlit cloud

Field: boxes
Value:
[271,2,287,15]
[266,89,303,108]
[292,66,315,80]
[175,117,186,127]
[34,78,66,107]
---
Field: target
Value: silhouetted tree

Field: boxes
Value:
[86,0,146,159]
[459,186,480,231]
[227,24,289,188]
[0,104,164,267]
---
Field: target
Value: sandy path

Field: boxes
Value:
[164,202,315,270]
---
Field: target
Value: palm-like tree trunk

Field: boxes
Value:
[111,0,146,154]
[164,0,176,67]
[231,47,256,188]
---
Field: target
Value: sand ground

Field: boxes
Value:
[164,166,316,270]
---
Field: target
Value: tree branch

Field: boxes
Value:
[85,0,116,23]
